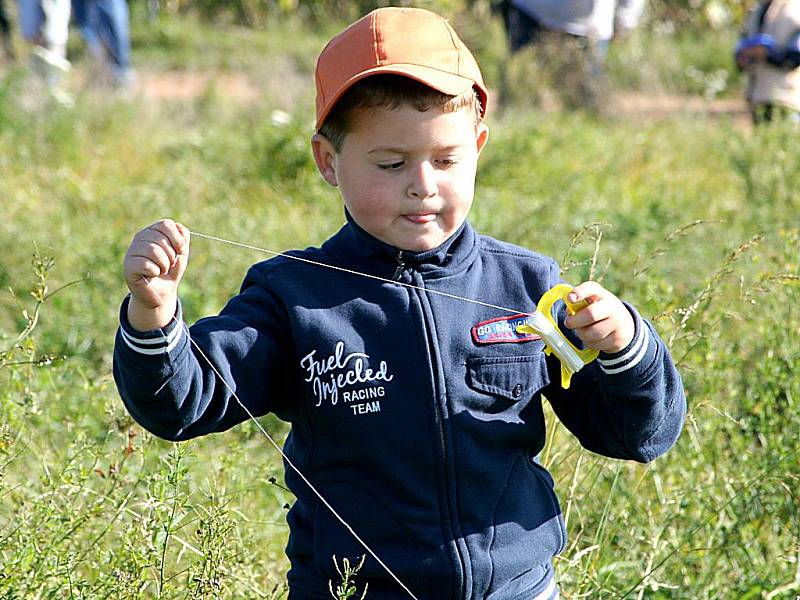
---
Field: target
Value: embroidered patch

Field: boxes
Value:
[471,314,542,345]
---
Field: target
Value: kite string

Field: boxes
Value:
[180,326,419,600]
[177,229,542,599]
[190,231,538,319]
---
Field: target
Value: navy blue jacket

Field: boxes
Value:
[114,217,686,600]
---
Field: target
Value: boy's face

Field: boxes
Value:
[313,104,489,252]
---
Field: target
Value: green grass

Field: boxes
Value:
[2,11,799,600]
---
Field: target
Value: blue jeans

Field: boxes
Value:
[498,1,545,53]
[0,0,11,36]
[72,0,130,77]
[17,0,70,47]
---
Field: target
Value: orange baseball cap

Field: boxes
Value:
[314,7,488,131]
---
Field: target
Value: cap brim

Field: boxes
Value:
[315,63,487,131]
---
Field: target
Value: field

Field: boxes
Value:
[1,6,799,599]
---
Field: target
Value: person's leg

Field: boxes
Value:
[0,0,16,58]
[590,38,610,78]
[752,103,774,124]
[16,0,73,105]
[93,0,131,86]
[580,36,611,113]
[73,0,107,89]
[503,4,543,53]
[16,0,45,43]
[540,32,609,113]
[72,0,103,54]
[0,0,9,34]
[35,0,73,104]
[531,30,590,111]
[40,0,70,58]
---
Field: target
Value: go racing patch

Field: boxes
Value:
[471,314,542,345]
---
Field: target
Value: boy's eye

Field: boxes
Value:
[437,158,458,167]
[378,161,404,170]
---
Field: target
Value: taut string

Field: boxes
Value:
[191,231,539,320]
[178,229,541,599]
[182,329,419,600]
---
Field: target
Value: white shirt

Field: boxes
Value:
[511,0,646,41]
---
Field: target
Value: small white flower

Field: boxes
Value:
[271,110,292,126]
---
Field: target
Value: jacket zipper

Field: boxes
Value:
[411,273,466,599]
[435,383,466,599]
[392,250,406,281]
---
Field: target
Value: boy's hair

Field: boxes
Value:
[319,74,483,152]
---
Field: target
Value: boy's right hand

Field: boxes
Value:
[123,219,190,331]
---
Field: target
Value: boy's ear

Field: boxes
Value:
[476,123,489,155]
[311,133,339,187]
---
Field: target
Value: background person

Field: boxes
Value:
[498,0,646,110]
[72,0,132,88]
[16,0,73,105]
[0,0,16,60]
[735,0,800,123]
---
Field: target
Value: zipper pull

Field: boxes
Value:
[392,250,406,281]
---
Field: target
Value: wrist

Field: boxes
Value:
[127,295,178,332]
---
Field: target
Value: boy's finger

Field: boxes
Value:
[147,220,183,254]
[567,281,606,304]
[565,296,612,329]
[149,220,188,254]
[573,317,616,345]
[133,231,178,266]
[129,242,172,275]
[127,256,163,281]
[175,222,191,250]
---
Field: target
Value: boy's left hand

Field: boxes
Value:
[563,281,635,354]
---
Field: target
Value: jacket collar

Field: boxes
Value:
[321,209,480,279]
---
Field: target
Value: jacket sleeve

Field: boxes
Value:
[113,265,294,441]
[542,279,686,463]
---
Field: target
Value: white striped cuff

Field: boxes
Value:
[119,320,186,355]
[118,295,186,357]
[532,577,558,600]
[597,319,651,376]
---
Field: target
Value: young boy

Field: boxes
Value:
[114,7,685,600]
[735,0,800,123]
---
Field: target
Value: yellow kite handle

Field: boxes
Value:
[538,284,599,387]
[539,283,589,317]
[517,284,600,389]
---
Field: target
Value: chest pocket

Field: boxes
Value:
[466,354,549,403]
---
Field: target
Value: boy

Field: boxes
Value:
[114,7,685,600]
[735,0,800,123]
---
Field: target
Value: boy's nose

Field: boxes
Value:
[407,161,438,200]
